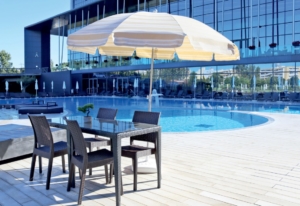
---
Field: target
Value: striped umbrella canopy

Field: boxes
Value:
[67,11,239,110]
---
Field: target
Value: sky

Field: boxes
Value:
[0,0,70,68]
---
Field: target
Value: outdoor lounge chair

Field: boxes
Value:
[262,92,273,101]
[84,108,117,175]
[165,90,177,98]
[197,91,211,99]
[256,93,264,101]
[291,92,300,102]
[28,115,68,190]
[279,92,289,101]
[65,119,114,205]
[214,92,226,100]
[235,92,244,100]
[163,89,171,97]
[120,111,160,191]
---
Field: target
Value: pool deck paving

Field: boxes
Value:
[0,110,300,205]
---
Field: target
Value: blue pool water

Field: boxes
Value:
[1,97,274,132]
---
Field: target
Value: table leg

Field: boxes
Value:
[112,136,121,206]
[66,129,75,188]
[157,129,161,188]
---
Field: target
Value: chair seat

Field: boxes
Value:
[121,145,154,159]
[34,141,68,158]
[85,137,110,148]
[73,149,114,168]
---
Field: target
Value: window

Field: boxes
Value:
[223,20,232,30]
[224,10,232,20]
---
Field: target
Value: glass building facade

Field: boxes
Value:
[41,0,300,97]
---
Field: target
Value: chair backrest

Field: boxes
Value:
[131,111,160,144]
[177,90,183,97]
[97,108,118,120]
[132,111,160,125]
[65,119,88,158]
[28,115,53,147]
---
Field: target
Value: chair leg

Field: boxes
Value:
[109,163,123,195]
[39,156,42,174]
[78,168,82,179]
[109,163,113,184]
[46,157,53,190]
[133,157,138,191]
[67,163,75,191]
[121,172,124,195]
[89,145,92,176]
[29,154,37,181]
[104,165,109,184]
[61,155,66,173]
[78,168,87,205]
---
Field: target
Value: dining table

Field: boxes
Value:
[48,115,161,206]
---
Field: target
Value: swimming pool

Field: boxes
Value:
[1,97,271,132]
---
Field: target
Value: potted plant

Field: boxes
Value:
[248,45,256,50]
[292,41,300,47]
[269,43,277,48]
[78,103,94,122]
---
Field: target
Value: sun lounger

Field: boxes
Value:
[18,105,63,114]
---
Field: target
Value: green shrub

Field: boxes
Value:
[77,103,94,116]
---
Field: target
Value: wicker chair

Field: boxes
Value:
[84,107,117,175]
[120,111,160,191]
[65,119,114,205]
[28,115,68,190]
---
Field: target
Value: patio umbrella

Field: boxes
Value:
[62,81,66,95]
[5,81,8,93]
[231,76,235,89]
[67,11,239,111]
[159,78,162,93]
[35,79,38,97]
[278,75,281,89]
[43,82,45,91]
[283,67,289,90]
[253,75,256,91]
[51,81,54,93]
[20,81,23,92]
[193,77,197,99]
[133,78,137,95]
[159,78,162,88]
[76,81,79,93]
[231,76,235,98]
[211,76,214,99]
[62,81,66,90]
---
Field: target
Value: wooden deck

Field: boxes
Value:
[1,112,300,205]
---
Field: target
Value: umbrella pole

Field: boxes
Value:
[148,48,154,111]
